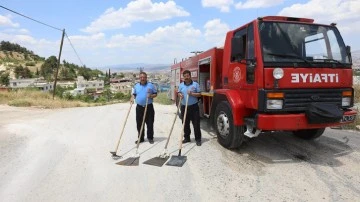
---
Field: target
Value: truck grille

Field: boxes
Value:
[283,89,342,111]
[259,89,352,112]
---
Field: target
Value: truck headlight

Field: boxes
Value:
[342,97,351,107]
[273,68,284,80]
[267,100,283,109]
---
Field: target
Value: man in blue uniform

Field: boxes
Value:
[130,72,157,144]
[177,70,202,146]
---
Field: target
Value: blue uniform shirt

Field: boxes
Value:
[178,80,200,106]
[132,82,157,106]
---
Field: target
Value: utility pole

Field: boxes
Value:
[52,29,65,99]
[137,67,144,73]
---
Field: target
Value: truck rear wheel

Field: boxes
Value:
[292,128,325,140]
[214,101,244,149]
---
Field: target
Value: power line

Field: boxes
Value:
[65,33,84,67]
[1,5,86,67]
[0,5,63,32]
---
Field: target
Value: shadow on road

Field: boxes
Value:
[237,131,354,167]
[199,118,355,168]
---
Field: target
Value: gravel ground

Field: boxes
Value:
[0,103,360,202]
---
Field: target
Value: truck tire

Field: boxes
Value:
[292,128,325,140]
[214,101,244,149]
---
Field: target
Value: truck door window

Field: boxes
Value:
[231,29,246,62]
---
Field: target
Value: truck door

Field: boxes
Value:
[229,24,256,87]
[229,23,257,107]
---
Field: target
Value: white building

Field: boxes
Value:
[9,78,54,92]
[76,76,104,90]
[57,81,76,88]
[110,81,132,94]
[67,87,86,96]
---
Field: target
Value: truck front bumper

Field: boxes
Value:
[255,109,357,131]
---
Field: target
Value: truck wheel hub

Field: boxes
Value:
[216,112,230,137]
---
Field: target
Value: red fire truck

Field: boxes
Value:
[169,16,357,149]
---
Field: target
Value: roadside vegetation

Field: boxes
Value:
[0,88,172,109]
[0,88,91,108]
[154,91,173,105]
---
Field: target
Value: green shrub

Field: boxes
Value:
[154,92,173,105]
[25,62,36,66]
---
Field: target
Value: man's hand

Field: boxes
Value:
[130,97,134,104]
[178,92,183,99]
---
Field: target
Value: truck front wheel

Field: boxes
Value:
[214,101,244,149]
[292,128,325,140]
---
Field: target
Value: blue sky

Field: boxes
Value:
[0,0,359,68]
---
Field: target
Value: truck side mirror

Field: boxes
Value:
[246,62,256,74]
[246,58,256,84]
[231,37,244,62]
[346,45,352,63]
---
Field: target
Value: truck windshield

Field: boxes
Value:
[259,21,350,67]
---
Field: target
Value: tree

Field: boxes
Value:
[77,67,91,80]
[14,65,24,78]
[23,67,32,78]
[0,41,37,56]
[13,65,32,79]
[41,56,58,80]
[0,72,10,86]
[103,87,112,102]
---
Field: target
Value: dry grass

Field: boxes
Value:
[0,89,93,108]
[154,92,173,105]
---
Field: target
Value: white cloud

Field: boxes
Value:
[204,19,230,47]
[82,0,189,33]
[56,22,203,66]
[0,14,19,27]
[107,21,201,49]
[235,0,284,9]
[0,20,203,67]
[278,0,360,36]
[1,28,30,35]
[66,33,106,49]
[202,0,234,12]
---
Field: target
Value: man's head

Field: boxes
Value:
[139,72,147,85]
[182,70,191,83]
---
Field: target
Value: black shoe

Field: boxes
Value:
[196,141,201,146]
[135,139,144,144]
[182,139,191,144]
[148,139,154,144]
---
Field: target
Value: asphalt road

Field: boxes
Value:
[0,104,359,202]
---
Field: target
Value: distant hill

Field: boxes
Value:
[100,63,171,73]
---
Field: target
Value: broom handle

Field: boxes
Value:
[178,93,189,155]
[136,89,150,149]
[113,103,133,152]
[164,97,182,150]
